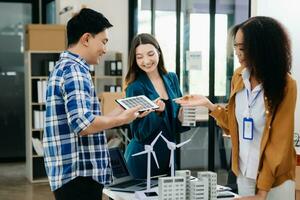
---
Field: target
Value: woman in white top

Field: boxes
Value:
[176,16,297,200]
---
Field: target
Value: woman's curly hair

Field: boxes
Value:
[231,16,292,110]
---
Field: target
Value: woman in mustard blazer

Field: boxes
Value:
[176,16,296,200]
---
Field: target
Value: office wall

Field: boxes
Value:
[56,0,129,74]
[252,0,300,132]
[55,0,300,131]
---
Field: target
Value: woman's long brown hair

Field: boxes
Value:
[125,33,167,89]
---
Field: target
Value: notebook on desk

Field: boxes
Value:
[107,147,158,193]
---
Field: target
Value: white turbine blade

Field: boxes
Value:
[190,131,198,140]
[176,139,191,148]
[151,131,162,146]
[160,134,170,144]
[132,150,148,157]
[151,151,160,169]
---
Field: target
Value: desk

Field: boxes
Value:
[103,185,239,200]
[103,188,134,200]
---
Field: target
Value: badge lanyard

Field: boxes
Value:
[243,89,262,140]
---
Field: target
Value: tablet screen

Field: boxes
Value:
[116,95,159,112]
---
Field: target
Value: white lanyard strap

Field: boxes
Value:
[246,89,262,117]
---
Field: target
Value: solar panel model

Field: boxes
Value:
[115,95,159,112]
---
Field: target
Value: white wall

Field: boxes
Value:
[252,0,300,132]
[56,0,129,75]
[55,0,300,131]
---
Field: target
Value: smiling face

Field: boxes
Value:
[234,29,246,67]
[85,29,109,65]
[135,44,160,75]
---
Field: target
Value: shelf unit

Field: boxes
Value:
[94,52,126,149]
[25,50,61,183]
[94,51,123,94]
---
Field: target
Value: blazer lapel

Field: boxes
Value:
[138,72,159,100]
[230,69,245,99]
[161,73,176,133]
[162,74,176,100]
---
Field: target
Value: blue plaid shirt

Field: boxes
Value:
[43,51,111,191]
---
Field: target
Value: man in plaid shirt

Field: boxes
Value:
[43,8,141,200]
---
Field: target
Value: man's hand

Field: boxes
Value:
[107,104,126,116]
[138,109,154,118]
[117,106,142,125]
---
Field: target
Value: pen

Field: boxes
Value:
[172,97,183,101]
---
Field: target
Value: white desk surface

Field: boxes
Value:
[103,185,239,200]
[103,188,133,200]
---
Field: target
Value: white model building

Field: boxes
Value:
[175,170,191,200]
[158,176,186,200]
[182,106,208,127]
[182,106,197,126]
[197,171,217,200]
[190,177,209,200]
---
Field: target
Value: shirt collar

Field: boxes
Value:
[60,51,91,71]
[241,68,262,93]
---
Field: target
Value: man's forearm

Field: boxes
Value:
[79,115,123,135]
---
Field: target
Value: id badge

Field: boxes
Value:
[243,117,254,140]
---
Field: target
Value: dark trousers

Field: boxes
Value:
[54,176,104,200]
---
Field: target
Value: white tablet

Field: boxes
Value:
[115,95,159,112]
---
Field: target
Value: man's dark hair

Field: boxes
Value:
[67,8,113,46]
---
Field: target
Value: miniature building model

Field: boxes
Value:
[197,171,217,200]
[158,176,186,200]
[190,177,209,200]
[182,106,208,126]
[175,170,191,200]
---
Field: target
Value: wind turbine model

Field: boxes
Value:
[160,134,191,177]
[132,131,162,199]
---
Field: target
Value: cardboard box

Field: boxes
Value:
[296,153,300,199]
[99,92,125,115]
[25,24,66,51]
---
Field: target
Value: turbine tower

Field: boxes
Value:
[132,131,162,191]
[160,134,191,177]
